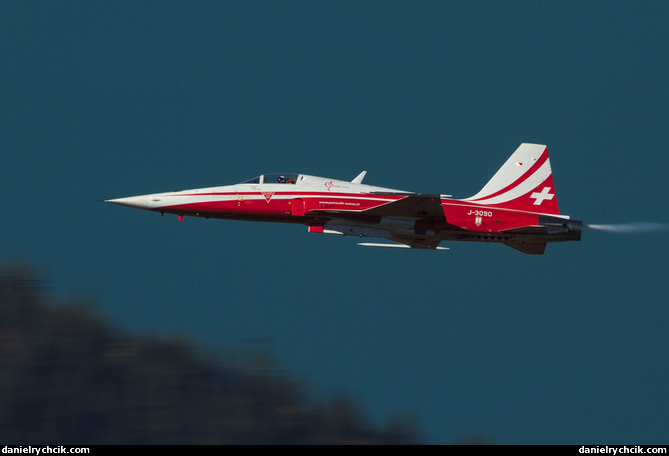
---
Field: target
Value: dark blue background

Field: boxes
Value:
[2,1,668,443]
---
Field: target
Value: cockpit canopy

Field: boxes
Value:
[239,174,299,185]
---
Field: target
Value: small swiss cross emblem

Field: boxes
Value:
[530,187,554,206]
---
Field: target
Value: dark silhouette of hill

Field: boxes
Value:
[0,264,421,444]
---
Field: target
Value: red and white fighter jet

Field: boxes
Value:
[107,143,581,254]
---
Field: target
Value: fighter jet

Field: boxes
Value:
[107,143,581,254]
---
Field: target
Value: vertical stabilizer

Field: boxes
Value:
[463,143,560,215]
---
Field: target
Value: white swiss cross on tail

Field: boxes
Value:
[530,187,554,205]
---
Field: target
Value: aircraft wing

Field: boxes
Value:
[309,193,446,220]
[361,193,446,219]
[310,193,448,249]
[361,194,447,249]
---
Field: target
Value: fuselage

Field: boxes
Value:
[109,173,408,221]
[108,171,582,253]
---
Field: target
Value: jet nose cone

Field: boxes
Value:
[105,195,149,210]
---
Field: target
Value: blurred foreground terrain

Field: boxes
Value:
[0,265,422,444]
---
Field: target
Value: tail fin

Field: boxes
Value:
[463,143,561,215]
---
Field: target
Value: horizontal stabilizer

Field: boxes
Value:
[503,241,547,255]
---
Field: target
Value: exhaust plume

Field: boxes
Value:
[585,222,669,234]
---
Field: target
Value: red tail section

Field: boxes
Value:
[463,143,560,215]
